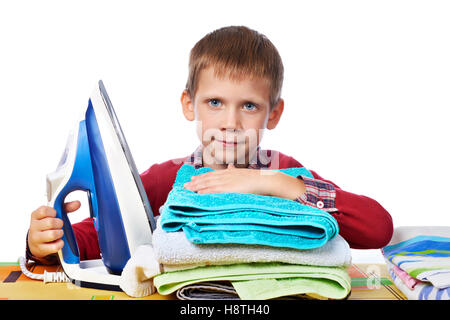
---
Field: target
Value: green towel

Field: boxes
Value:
[154,262,351,300]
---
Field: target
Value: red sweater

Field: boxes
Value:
[73,151,393,260]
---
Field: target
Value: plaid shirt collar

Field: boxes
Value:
[184,145,272,169]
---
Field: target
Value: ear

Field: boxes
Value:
[266,98,284,130]
[181,90,195,121]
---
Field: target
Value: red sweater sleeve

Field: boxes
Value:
[139,158,184,217]
[310,170,393,249]
[72,218,101,260]
[276,152,393,249]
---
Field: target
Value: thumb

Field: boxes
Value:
[63,200,81,213]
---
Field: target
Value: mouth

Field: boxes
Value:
[214,138,244,147]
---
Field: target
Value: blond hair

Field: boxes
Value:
[185,26,284,109]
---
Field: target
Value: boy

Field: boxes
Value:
[26,26,393,265]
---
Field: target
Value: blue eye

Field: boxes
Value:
[243,103,256,111]
[208,99,221,108]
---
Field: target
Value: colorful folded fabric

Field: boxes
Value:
[386,260,450,300]
[391,263,422,290]
[159,164,339,250]
[382,226,450,300]
[383,228,450,288]
[153,262,351,300]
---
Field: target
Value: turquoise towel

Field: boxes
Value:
[159,164,339,250]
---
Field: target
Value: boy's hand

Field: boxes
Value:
[183,164,306,200]
[27,201,81,262]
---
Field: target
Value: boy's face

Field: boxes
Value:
[181,67,284,169]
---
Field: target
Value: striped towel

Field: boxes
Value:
[382,226,450,299]
[386,259,450,300]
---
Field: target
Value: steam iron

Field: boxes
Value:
[46,80,156,291]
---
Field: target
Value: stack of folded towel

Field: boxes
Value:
[120,164,352,300]
[382,226,450,300]
[152,219,351,300]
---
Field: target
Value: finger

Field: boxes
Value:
[184,176,203,189]
[184,180,206,192]
[185,175,220,191]
[36,239,64,256]
[196,177,228,192]
[184,181,200,192]
[64,200,81,213]
[31,206,56,221]
[193,171,225,184]
[32,217,63,232]
[191,169,224,181]
[31,201,80,222]
[227,163,236,169]
[183,182,193,191]
[197,186,223,194]
[37,229,64,243]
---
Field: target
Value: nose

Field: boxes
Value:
[221,107,241,131]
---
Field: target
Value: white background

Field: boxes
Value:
[0,1,449,263]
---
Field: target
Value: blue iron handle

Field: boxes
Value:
[52,120,98,265]
[53,188,80,265]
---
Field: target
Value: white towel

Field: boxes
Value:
[119,245,161,297]
[153,219,351,268]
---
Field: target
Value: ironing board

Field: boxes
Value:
[0,262,406,300]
